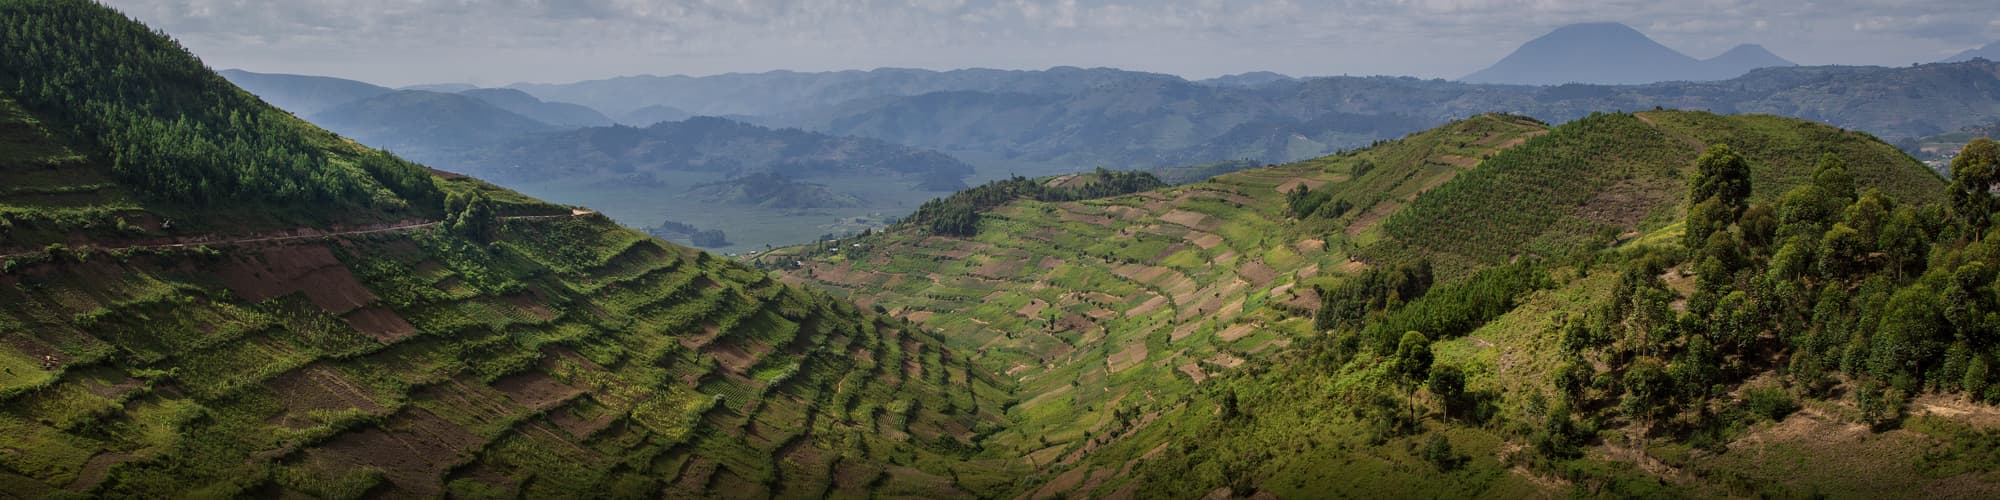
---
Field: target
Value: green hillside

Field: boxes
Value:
[773,108,1979,496]
[0,2,1007,497]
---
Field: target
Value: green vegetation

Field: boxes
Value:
[0,0,437,209]
[899,168,1167,236]
[777,109,1983,497]
[0,4,1008,496]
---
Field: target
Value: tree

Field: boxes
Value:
[1685,145,1754,249]
[1395,331,1434,421]
[450,191,496,242]
[1690,145,1754,214]
[1812,153,1858,205]
[1426,364,1466,420]
[1950,138,2000,234]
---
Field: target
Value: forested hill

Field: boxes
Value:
[0,2,1009,497]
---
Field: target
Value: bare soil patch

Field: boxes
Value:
[215,244,377,314]
[492,370,584,411]
[266,363,387,428]
[1015,299,1050,319]
[1159,210,1211,229]
[1293,239,1326,253]
[1576,179,1673,228]
[1204,353,1245,369]
[1218,324,1257,342]
[1237,261,1278,287]
[1187,232,1225,250]
[307,408,483,497]
[343,306,417,343]
[973,257,1029,279]
[1125,294,1169,317]
[1178,363,1208,383]
[1107,342,1148,373]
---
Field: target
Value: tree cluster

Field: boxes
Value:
[899,168,1166,237]
[0,0,439,208]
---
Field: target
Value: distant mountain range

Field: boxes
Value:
[309,90,558,158]
[507,66,1188,117]
[1945,41,2000,62]
[742,60,2000,169]
[219,69,393,115]
[1463,22,1795,85]
[231,58,2000,177]
[452,116,975,191]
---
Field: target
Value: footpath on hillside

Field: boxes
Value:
[0,209,596,261]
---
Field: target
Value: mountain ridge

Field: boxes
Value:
[1463,22,1795,85]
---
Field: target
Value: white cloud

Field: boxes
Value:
[94,0,2000,86]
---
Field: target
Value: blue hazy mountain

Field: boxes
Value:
[219,69,393,115]
[1944,41,2000,62]
[457,88,615,127]
[1463,22,1794,85]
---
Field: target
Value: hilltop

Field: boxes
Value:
[1944,41,2000,63]
[1462,23,1796,85]
[0,2,1009,497]
[768,109,1977,496]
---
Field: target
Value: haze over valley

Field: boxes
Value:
[7,1,2000,498]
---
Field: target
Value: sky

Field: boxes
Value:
[101,0,2000,88]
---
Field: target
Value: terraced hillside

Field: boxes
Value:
[0,2,1008,497]
[769,115,1555,495]
[772,111,1966,496]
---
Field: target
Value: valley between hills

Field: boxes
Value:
[6,1,2000,499]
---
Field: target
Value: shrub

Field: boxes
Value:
[1742,385,1798,422]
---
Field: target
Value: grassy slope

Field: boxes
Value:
[0,32,1012,500]
[777,111,1966,497]
[1383,111,1946,276]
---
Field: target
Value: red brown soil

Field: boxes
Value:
[1237,260,1278,287]
[1121,294,1168,318]
[704,340,759,374]
[1204,353,1245,369]
[215,245,377,314]
[547,397,620,439]
[1576,179,1673,228]
[1107,341,1148,373]
[1217,324,1257,342]
[973,257,1028,279]
[491,370,585,411]
[265,363,387,428]
[1159,210,1211,229]
[307,408,484,497]
[342,306,417,343]
[1177,362,1208,383]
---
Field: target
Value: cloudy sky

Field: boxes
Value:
[101,0,2000,87]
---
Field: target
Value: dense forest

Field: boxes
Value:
[0,0,437,209]
[899,168,1167,236]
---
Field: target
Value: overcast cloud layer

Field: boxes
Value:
[100,0,2000,87]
